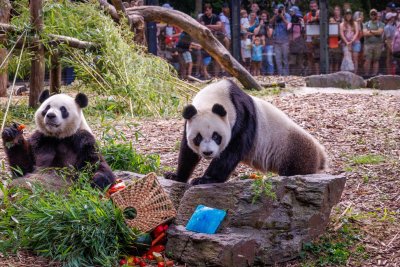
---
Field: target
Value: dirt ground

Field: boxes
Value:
[1,77,399,266]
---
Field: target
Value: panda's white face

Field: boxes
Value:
[186,112,231,159]
[35,94,84,139]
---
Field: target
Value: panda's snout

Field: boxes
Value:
[203,151,213,156]
[46,112,56,120]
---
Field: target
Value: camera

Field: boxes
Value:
[278,7,284,14]
[311,9,317,16]
[292,15,300,23]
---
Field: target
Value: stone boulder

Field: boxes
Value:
[366,75,400,90]
[305,71,365,89]
[166,174,346,266]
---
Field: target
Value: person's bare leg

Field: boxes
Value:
[352,52,359,74]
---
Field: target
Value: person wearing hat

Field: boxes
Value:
[288,6,306,75]
[384,12,398,74]
[271,3,292,76]
[304,0,320,74]
[363,9,385,77]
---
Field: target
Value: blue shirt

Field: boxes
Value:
[252,44,263,61]
[273,13,291,44]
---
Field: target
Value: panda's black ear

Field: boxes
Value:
[39,90,50,104]
[75,93,88,108]
[212,104,227,117]
[182,105,197,120]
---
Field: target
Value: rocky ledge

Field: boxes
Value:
[117,172,346,266]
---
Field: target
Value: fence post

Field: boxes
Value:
[50,51,61,94]
[145,0,158,55]
[319,0,329,74]
[29,0,45,107]
[231,0,241,61]
[0,0,11,97]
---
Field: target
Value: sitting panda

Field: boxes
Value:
[1,90,115,190]
[165,79,327,185]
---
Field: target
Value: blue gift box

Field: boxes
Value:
[185,205,227,234]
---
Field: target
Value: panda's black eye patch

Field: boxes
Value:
[193,133,203,146]
[41,105,50,117]
[212,132,222,145]
[60,106,69,119]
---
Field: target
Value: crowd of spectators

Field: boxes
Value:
[157,1,400,79]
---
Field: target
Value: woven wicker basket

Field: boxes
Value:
[111,172,177,232]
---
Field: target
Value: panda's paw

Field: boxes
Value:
[164,172,178,181]
[2,124,22,142]
[190,176,218,185]
[92,172,115,190]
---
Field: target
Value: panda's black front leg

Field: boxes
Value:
[164,127,200,183]
[190,146,242,185]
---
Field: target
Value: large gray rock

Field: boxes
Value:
[366,75,400,90]
[166,174,346,266]
[305,71,365,89]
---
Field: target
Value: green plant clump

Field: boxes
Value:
[8,0,197,117]
[0,172,139,267]
[100,127,160,174]
[351,154,385,165]
[251,177,277,204]
[300,222,367,266]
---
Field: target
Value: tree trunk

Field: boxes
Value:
[29,0,45,107]
[126,6,262,90]
[0,0,11,97]
[50,52,61,94]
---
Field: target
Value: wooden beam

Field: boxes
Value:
[0,22,16,32]
[126,6,262,90]
[111,0,126,15]
[29,0,45,108]
[50,51,61,94]
[0,0,11,97]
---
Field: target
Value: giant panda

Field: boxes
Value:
[1,90,115,190]
[165,79,327,185]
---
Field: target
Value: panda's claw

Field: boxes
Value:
[164,172,178,181]
[92,172,114,190]
[190,176,219,185]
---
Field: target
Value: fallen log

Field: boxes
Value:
[127,6,262,90]
[47,34,99,50]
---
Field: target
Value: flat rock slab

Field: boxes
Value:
[305,71,365,89]
[166,174,346,266]
[366,75,400,90]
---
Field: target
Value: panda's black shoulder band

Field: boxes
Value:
[75,93,89,108]
[212,103,227,117]
[39,90,50,104]
[183,105,197,120]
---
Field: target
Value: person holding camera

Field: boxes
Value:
[304,0,320,74]
[289,6,306,75]
[271,4,292,76]
[254,10,274,75]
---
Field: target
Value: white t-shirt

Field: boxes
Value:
[241,17,250,31]
[241,38,252,59]
[220,13,231,39]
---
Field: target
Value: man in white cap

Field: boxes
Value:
[363,9,385,77]
[384,12,397,74]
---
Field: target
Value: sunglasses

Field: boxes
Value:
[371,13,377,16]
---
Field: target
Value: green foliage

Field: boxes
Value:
[0,170,139,267]
[0,99,36,125]
[350,154,385,165]
[100,127,160,174]
[300,222,366,266]
[251,176,276,204]
[8,0,197,117]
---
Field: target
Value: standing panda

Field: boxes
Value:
[165,80,327,185]
[1,90,115,189]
